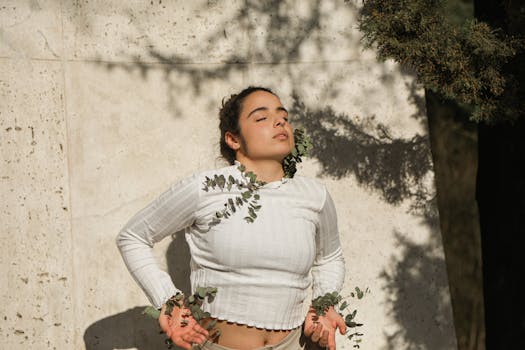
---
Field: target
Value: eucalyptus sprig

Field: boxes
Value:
[202,165,266,224]
[283,128,313,178]
[143,286,219,349]
[203,128,313,224]
[311,287,370,348]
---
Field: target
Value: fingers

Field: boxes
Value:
[307,322,337,350]
[172,319,209,343]
[326,329,336,350]
[335,315,347,335]
[159,313,170,334]
[303,320,322,338]
[175,337,192,350]
[168,328,208,349]
[302,314,315,337]
[318,329,330,348]
[181,329,208,345]
[310,323,323,343]
[303,321,315,337]
[194,324,210,338]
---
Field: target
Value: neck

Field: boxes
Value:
[235,156,285,183]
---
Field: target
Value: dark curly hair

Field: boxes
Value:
[219,86,276,165]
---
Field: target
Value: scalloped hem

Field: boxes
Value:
[207,313,305,331]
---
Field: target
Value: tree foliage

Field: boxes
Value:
[356,0,524,123]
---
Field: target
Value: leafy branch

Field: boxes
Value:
[311,288,370,348]
[356,0,524,123]
[202,166,266,224]
[202,128,313,224]
[283,128,313,178]
[143,286,219,349]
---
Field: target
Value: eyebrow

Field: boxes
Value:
[247,106,288,118]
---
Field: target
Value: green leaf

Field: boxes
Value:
[247,172,256,182]
[228,198,235,212]
[142,306,160,319]
[218,175,226,188]
[197,287,206,298]
[207,319,217,330]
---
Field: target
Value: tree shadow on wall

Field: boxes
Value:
[380,231,456,350]
[290,95,455,349]
[83,232,191,350]
[96,0,359,117]
[290,93,435,213]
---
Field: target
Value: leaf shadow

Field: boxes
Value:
[290,93,435,217]
[380,231,456,350]
[94,0,358,118]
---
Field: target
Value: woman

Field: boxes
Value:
[116,86,347,350]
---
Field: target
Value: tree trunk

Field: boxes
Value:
[474,1,525,348]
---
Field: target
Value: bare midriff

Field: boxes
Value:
[200,317,295,350]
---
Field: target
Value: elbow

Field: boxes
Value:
[115,225,154,251]
[115,228,126,250]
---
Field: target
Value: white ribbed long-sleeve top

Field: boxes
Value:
[116,160,345,330]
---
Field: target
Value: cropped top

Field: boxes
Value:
[116,160,346,330]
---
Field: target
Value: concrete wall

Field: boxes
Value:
[0,1,457,349]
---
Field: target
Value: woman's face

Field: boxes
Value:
[231,90,295,162]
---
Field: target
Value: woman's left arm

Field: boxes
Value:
[304,186,346,349]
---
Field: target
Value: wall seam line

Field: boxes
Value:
[59,1,78,348]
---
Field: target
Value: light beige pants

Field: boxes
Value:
[198,326,307,350]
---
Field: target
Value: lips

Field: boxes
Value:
[273,131,288,139]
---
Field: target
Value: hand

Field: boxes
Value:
[303,306,347,350]
[158,298,210,349]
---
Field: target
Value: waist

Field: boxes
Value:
[200,318,300,350]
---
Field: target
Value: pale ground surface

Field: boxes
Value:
[1,1,457,349]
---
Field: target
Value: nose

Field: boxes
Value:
[274,115,287,127]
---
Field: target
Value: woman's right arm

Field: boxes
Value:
[115,172,201,309]
[116,173,210,348]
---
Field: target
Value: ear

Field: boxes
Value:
[225,131,241,151]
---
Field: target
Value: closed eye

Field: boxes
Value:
[256,117,267,122]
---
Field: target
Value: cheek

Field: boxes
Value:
[239,124,265,149]
[288,127,295,148]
